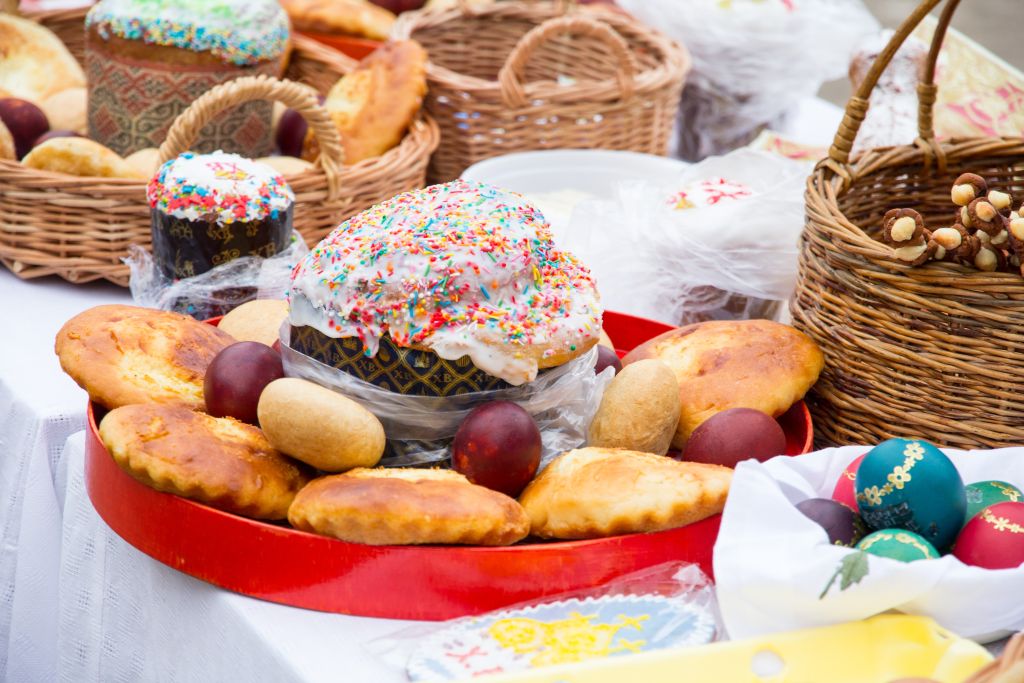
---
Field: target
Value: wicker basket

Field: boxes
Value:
[392,1,689,182]
[791,0,1024,450]
[0,8,439,286]
[965,633,1024,683]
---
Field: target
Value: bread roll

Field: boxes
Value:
[288,467,530,545]
[257,377,385,471]
[100,403,310,520]
[623,320,823,449]
[588,359,680,455]
[0,14,86,103]
[519,447,732,539]
[39,87,87,135]
[218,299,289,347]
[22,137,146,179]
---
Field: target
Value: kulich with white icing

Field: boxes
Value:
[85,0,289,66]
[288,180,602,386]
[147,152,295,226]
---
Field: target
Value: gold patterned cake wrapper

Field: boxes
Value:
[289,325,512,398]
[86,40,278,157]
[912,16,1024,139]
[150,205,293,281]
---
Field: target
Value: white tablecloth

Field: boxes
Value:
[0,270,130,681]
[2,97,847,682]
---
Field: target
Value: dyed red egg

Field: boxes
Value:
[953,501,1024,569]
[832,453,865,511]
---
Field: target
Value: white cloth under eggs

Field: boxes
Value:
[715,445,1024,642]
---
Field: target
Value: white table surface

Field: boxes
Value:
[2,98,856,683]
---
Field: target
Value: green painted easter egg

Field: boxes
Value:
[965,480,1023,520]
[856,529,939,562]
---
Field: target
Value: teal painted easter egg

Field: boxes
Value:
[965,480,1023,520]
[856,529,940,562]
[855,439,966,552]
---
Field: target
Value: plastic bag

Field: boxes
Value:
[368,562,721,681]
[280,325,612,467]
[619,0,879,160]
[125,232,308,318]
[561,149,809,327]
[714,445,1024,643]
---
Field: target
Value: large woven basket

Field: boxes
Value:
[791,0,1024,450]
[0,8,439,286]
[392,0,689,182]
[965,633,1024,683]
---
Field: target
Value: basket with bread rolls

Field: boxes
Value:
[57,180,824,618]
[0,4,439,286]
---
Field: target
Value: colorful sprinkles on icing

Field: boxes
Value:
[288,180,602,385]
[86,0,289,66]
[147,151,294,226]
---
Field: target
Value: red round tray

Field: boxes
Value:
[85,311,813,620]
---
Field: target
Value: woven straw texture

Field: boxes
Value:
[965,633,1023,682]
[0,8,439,286]
[392,1,689,182]
[791,0,1024,449]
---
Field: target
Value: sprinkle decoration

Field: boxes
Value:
[85,0,289,66]
[147,151,295,226]
[288,180,603,385]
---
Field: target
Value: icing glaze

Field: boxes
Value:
[147,151,294,226]
[86,0,289,66]
[288,180,602,386]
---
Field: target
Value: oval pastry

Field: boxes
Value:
[288,468,530,546]
[54,304,235,411]
[99,403,311,520]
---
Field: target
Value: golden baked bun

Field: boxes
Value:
[39,87,87,135]
[281,0,395,40]
[22,137,146,179]
[303,40,427,165]
[587,359,680,455]
[218,299,289,347]
[622,320,824,449]
[288,468,531,545]
[0,13,86,103]
[519,447,732,539]
[124,147,162,178]
[0,119,14,161]
[254,155,316,176]
[598,329,615,350]
[55,304,235,410]
[100,404,311,520]
[257,378,385,472]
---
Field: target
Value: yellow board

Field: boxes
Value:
[479,616,992,683]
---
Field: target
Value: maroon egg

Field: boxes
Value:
[33,129,85,148]
[204,342,285,425]
[275,94,325,158]
[452,401,541,498]
[682,408,787,468]
[0,97,49,159]
[595,345,622,375]
[796,497,866,547]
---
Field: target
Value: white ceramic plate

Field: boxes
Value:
[461,150,689,231]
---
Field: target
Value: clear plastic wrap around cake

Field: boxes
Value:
[126,234,307,318]
[560,149,808,327]
[281,326,610,467]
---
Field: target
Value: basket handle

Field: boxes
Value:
[158,76,345,200]
[827,0,960,167]
[497,14,637,109]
